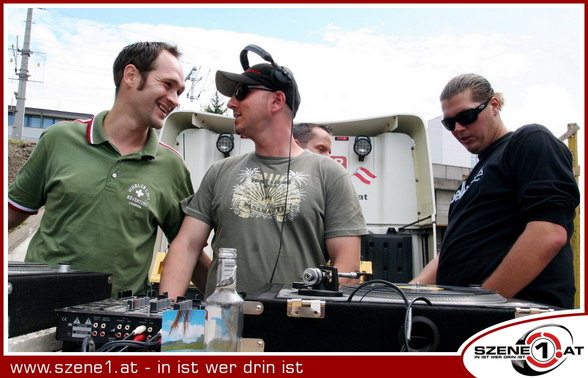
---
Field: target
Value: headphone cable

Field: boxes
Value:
[268,72,296,285]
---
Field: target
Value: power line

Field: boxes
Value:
[185,66,210,103]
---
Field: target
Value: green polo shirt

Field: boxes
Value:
[9,111,193,296]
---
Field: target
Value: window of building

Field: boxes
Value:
[25,115,42,128]
[43,117,58,128]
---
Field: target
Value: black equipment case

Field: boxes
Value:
[242,283,550,352]
[8,263,113,338]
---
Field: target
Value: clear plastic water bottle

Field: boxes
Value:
[204,248,243,352]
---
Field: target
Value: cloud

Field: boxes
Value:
[4,6,583,143]
[166,322,205,344]
[511,83,584,134]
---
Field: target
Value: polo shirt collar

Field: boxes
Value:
[86,110,158,159]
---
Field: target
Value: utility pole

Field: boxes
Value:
[559,123,581,308]
[13,8,34,141]
[185,66,202,103]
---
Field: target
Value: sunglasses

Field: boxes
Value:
[234,85,274,101]
[441,98,492,131]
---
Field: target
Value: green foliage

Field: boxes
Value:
[161,339,204,352]
[203,91,228,115]
[9,139,34,146]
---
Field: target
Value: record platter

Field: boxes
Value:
[336,283,508,306]
[278,283,507,305]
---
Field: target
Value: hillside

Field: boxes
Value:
[8,140,35,185]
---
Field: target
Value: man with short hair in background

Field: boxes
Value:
[293,122,333,156]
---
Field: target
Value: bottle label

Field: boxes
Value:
[218,258,236,287]
[206,306,222,319]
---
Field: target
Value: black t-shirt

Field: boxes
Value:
[437,124,580,308]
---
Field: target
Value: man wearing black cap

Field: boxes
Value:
[160,47,367,300]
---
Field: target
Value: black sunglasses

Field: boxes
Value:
[441,98,492,131]
[234,85,274,101]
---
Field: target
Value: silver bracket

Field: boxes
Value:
[239,338,265,352]
[241,301,265,351]
[243,301,264,315]
[287,298,325,318]
[515,307,555,318]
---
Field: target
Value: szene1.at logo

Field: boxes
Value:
[474,324,584,376]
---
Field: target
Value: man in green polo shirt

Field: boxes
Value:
[8,42,195,297]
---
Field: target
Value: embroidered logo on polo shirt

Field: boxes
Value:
[126,183,152,209]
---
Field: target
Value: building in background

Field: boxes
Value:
[428,116,477,169]
[7,106,93,142]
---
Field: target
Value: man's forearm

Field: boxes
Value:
[409,256,438,284]
[326,236,361,286]
[8,206,31,230]
[191,252,211,294]
[482,221,566,298]
[160,244,200,300]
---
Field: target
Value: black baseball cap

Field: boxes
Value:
[216,63,301,117]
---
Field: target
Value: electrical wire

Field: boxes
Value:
[118,334,147,352]
[401,296,432,352]
[96,340,160,352]
[346,280,409,305]
[94,325,156,352]
[346,280,410,351]
[346,279,435,352]
[81,335,95,352]
[146,330,162,343]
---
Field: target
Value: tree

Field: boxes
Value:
[203,91,228,115]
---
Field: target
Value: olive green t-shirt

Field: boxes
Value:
[9,111,193,296]
[182,150,367,298]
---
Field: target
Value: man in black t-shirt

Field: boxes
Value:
[411,73,579,309]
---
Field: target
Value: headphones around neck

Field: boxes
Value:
[239,44,293,88]
[238,46,299,284]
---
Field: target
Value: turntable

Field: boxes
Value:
[242,267,554,352]
[282,282,507,305]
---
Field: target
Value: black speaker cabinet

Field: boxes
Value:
[8,264,112,338]
[243,284,549,352]
[361,233,413,283]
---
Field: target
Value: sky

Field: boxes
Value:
[3,4,585,145]
[162,309,205,345]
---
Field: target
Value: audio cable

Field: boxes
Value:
[95,325,159,352]
[401,296,432,352]
[346,279,434,352]
[268,49,298,287]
